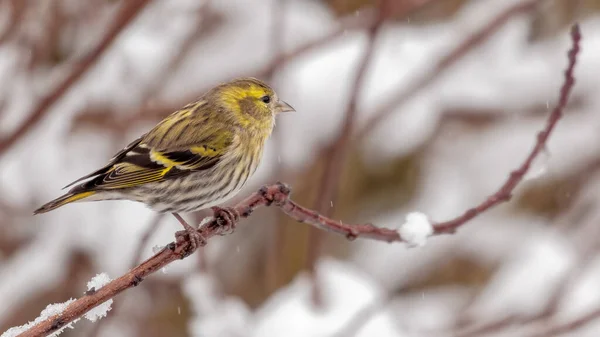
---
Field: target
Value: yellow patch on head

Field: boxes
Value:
[211,77,277,132]
[221,85,269,114]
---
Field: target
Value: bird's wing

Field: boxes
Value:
[62,136,145,189]
[68,101,236,191]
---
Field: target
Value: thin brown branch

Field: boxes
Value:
[444,24,583,337]
[433,23,580,234]
[0,0,152,157]
[14,184,288,337]
[356,0,542,140]
[13,22,580,337]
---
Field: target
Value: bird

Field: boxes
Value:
[34,77,294,249]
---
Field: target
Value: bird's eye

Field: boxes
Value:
[260,95,271,104]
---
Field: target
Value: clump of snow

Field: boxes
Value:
[1,299,76,337]
[84,301,112,323]
[398,212,433,247]
[84,273,113,322]
[86,272,111,290]
[2,273,115,337]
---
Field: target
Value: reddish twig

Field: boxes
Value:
[443,24,582,337]
[0,0,152,157]
[432,23,580,234]
[356,0,542,140]
[12,184,284,337]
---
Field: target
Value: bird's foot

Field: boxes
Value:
[211,206,239,235]
[172,213,206,255]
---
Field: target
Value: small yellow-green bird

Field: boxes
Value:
[34,77,294,246]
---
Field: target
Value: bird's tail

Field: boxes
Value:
[33,191,96,214]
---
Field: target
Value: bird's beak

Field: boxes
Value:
[276,100,295,113]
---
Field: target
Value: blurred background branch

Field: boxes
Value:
[304,0,394,305]
[0,0,151,157]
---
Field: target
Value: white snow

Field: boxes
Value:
[398,212,433,247]
[86,272,111,291]
[1,273,114,336]
[1,299,76,337]
[84,273,113,322]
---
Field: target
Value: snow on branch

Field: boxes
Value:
[398,213,433,247]
[3,273,112,337]
[8,22,581,337]
[2,300,76,337]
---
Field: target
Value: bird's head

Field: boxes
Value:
[211,77,294,132]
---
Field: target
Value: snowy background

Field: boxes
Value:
[1,0,600,336]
